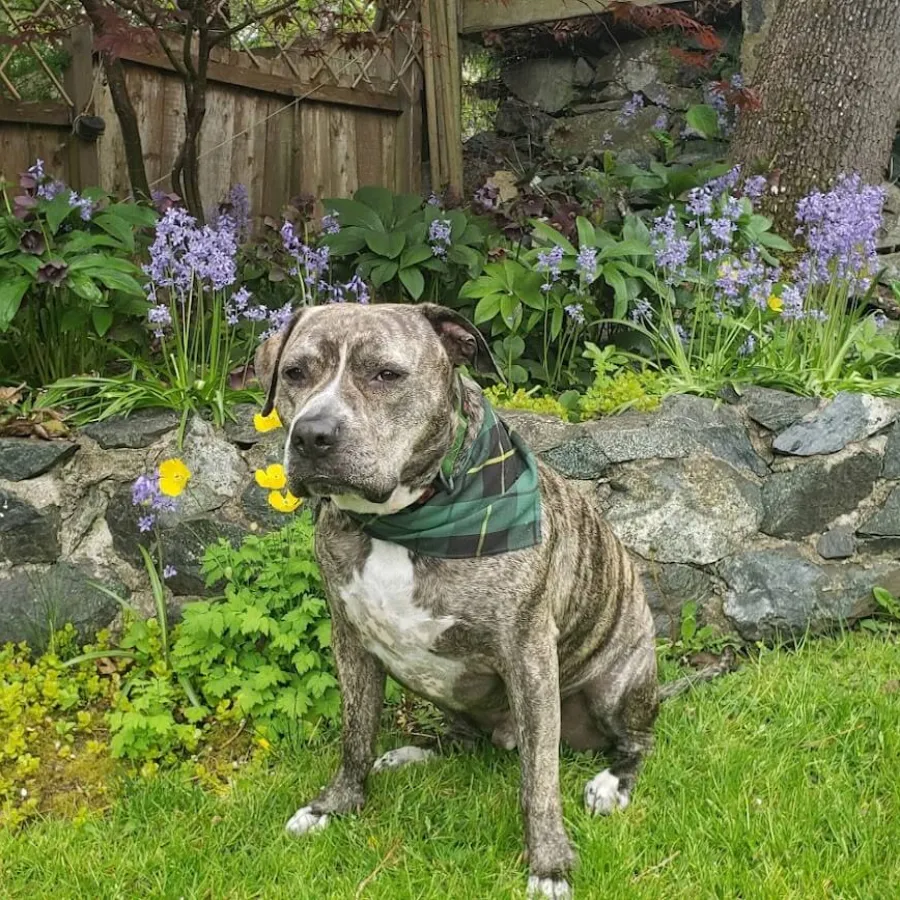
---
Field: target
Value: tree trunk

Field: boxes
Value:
[79,0,151,200]
[731,0,900,231]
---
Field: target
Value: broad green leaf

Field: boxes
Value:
[59,307,89,332]
[46,192,74,234]
[365,230,405,259]
[67,273,103,302]
[530,220,576,255]
[104,202,157,228]
[448,244,482,273]
[0,277,30,331]
[371,260,398,287]
[576,216,596,248]
[92,305,114,336]
[93,271,145,297]
[353,185,394,223]
[400,245,434,269]
[599,239,654,259]
[509,364,529,384]
[323,226,367,256]
[499,294,521,330]
[398,266,424,300]
[603,263,630,319]
[459,274,504,300]
[756,231,795,252]
[550,305,564,340]
[685,104,719,139]
[473,292,502,324]
[93,212,135,251]
[392,192,424,223]
[322,198,385,232]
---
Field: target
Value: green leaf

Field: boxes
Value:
[93,212,135,251]
[371,260,398,287]
[104,202,157,228]
[323,226,367,256]
[46,192,74,234]
[473,292,502,324]
[460,275,503,300]
[400,245,433,269]
[398,266,424,300]
[530,221,576,255]
[353,185,394,223]
[0,277,30,331]
[756,231,795,252]
[599,240,654,259]
[509,364,529,384]
[550,305,564,340]
[499,294,521,330]
[448,244,482,272]
[576,216,596,248]
[603,263,629,319]
[393,193,424,223]
[365,230,405,259]
[59,307,89,332]
[322,198,384,231]
[92,305,114,337]
[67,273,104,302]
[93,270,145,297]
[685,104,720,139]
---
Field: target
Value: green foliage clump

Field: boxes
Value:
[173,513,339,740]
[483,385,571,419]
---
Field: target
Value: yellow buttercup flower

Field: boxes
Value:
[254,410,283,432]
[158,458,191,497]
[268,490,302,513]
[255,464,287,490]
[767,295,784,312]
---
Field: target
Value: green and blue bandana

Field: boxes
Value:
[344,395,542,559]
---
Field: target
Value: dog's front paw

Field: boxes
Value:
[372,746,435,773]
[584,769,630,816]
[285,805,330,837]
[527,876,572,899]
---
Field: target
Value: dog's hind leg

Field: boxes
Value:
[580,646,659,816]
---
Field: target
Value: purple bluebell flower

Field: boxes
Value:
[779,285,805,321]
[28,159,45,182]
[536,245,563,291]
[873,312,889,329]
[687,187,714,219]
[429,219,453,257]
[427,192,443,207]
[631,298,653,324]
[651,206,690,278]
[37,179,66,201]
[132,474,158,506]
[709,217,736,246]
[617,93,644,125]
[321,211,340,234]
[742,175,767,201]
[730,73,745,90]
[739,334,756,356]
[473,184,499,213]
[163,565,177,579]
[601,131,613,145]
[68,191,94,221]
[674,324,690,345]
[346,273,370,304]
[148,304,172,327]
[576,246,598,284]
[138,514,155,533]
[565,303,585,325]
[653,113,669,131]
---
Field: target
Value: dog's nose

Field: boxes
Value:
[291,413,341,458]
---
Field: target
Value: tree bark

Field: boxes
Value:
[79,0,151,200]
[731,0,900,231]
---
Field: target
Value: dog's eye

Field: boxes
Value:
[283,366,305,384]
[373,369,403,384]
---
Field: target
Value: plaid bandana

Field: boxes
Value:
[343,394,542,559]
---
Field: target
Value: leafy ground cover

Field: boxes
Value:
[2,631,898,899]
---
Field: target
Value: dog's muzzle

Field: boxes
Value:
[290,411,342,460]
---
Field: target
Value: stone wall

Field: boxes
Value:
[2,391,900,649]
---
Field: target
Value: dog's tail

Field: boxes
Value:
[658,647,736,702]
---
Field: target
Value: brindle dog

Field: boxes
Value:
[255,303,658,899]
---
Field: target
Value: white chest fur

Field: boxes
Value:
[339,539,467,704]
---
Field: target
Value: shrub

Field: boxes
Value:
[0,160,155,387]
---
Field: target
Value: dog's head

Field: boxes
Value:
[255,303,499,514]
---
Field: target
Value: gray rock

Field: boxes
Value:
[817,527,857,560]
[640,561,716,639]
[738,386,819,433]
[884,422,900,478]
[590,83,631,103]
[497,410,578,453]
[241,481,293,531]
[494,99,555,141]
[573,57,594,88]
[773,392,897,456]
[168,416,248,521]
[0,490,60,563]
[858,487,900,537]
[502,58,576,114]
[877,251,900,284]
[0,562,124,650]
[541,433,610,480]
[719,550,884,641]
[583,395,768,477]
[591,39,659,92]
[82,408,180,449]
[877,183,900,251]
[223,404,265,446]
[760,452,881,539]
[545,106,661,162]
[0,438,78,481]
[642,83,701,111]
[603,457,762,565]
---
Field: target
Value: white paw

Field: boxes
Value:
[372,746,435,773]
[285,805,330,836]
[584,769,630,816]
[527,875,572,899]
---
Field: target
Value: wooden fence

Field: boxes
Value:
[0,25,423,220]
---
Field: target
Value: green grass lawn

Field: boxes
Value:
[2,632,899,899]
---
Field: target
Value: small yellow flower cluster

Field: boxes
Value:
[253,409,302,513]
[158,458,191,497]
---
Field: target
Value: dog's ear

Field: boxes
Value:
[417,303,503,381]
[256,309,305,415]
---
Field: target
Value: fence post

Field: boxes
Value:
[63,24,100,189]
